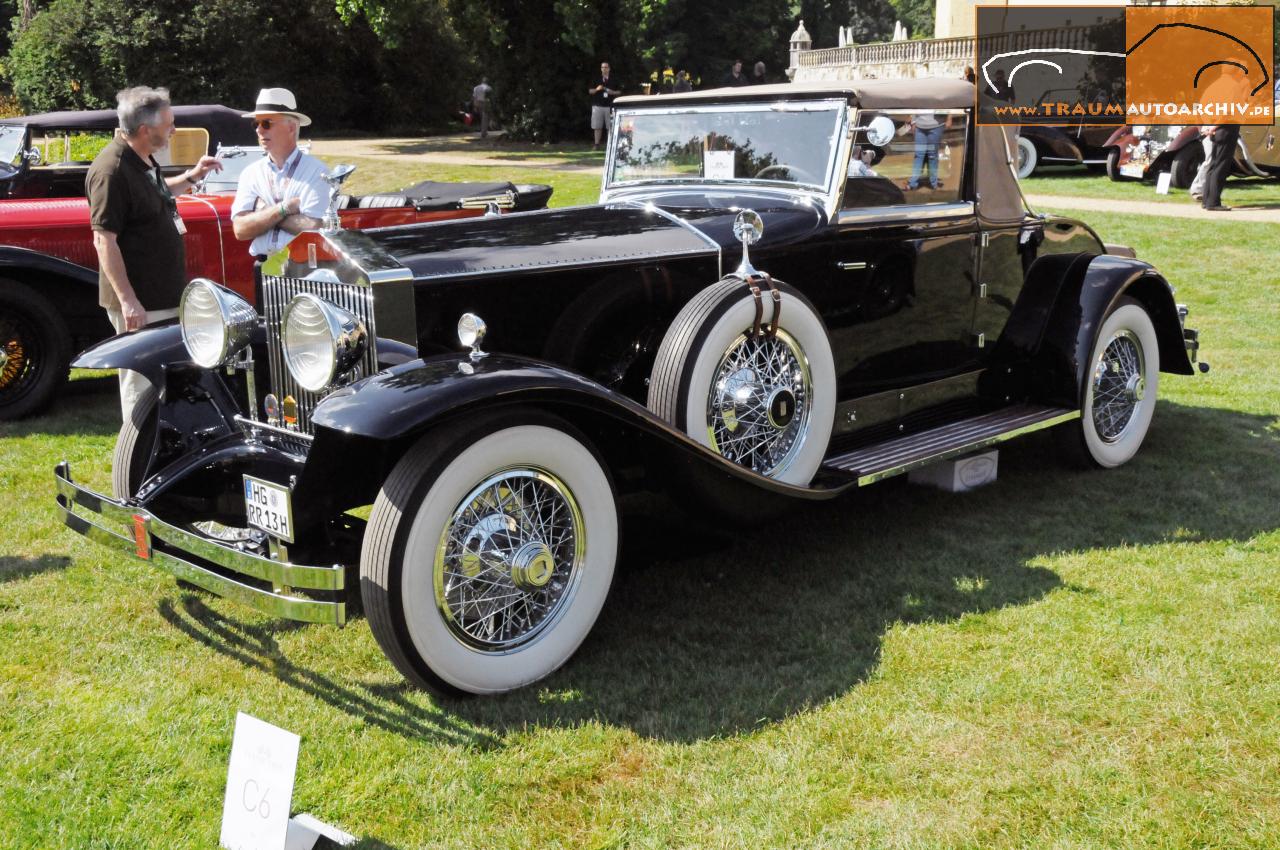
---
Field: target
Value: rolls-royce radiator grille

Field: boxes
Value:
[262,275,378,433]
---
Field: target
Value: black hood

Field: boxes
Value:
[363,194,826,282]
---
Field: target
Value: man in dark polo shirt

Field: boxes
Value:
[86,86,220,421]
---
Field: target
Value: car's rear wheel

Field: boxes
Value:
[361,414,618,696]
[1015,136,1037,179]
[1057,297,1159,469]
[0,280,71,420]
[647,277,836,485]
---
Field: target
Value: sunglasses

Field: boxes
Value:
[253,119,276,130]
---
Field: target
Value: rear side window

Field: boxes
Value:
[842,110,967,209]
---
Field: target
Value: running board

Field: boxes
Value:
[822,404,1079,486]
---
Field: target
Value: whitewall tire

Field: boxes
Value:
[361,416,618,696]
[1015,136,1037,179]
[647,277,836,485]
[1060,299,1160,469]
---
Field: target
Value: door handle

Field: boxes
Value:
[835,261,867,271]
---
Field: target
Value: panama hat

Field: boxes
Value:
[242,87,311,127]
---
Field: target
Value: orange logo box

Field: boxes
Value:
[1126,6,1274,125]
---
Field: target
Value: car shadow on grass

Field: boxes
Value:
[0,388,119,439]
[156,595,500,749]
[443,401,1279,740]
[151,401,1278,743]
[0,554,71,583]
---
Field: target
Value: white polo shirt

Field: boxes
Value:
[231,147,330,257]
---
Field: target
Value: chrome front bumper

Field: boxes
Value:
[55,461,346,625]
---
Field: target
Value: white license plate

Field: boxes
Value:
[1119,164,1145,178]
[243,475,294,542]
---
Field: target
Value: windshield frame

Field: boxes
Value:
[0,124,28,169]
[600,98,849,201]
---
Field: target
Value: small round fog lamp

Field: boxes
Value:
[457,313,489,363]
[457,313,487,348]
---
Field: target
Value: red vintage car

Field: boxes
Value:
[0,105,551,420]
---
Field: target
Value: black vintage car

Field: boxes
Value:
[56,79,1205,696]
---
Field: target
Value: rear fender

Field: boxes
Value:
[302,354,849,513]
[1026,255,1193,407]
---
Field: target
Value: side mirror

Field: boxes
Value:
[23,148,40,166]
[864,116,895,148]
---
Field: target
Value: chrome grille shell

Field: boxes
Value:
[262,273,378,432]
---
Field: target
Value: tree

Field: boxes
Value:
[887,0,933,39]
[5,0,470,129]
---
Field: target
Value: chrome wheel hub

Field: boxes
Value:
[707,329,812,477]
[1091,330,1145,443]
[436,468,584,651]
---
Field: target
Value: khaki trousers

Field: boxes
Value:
[105,307,179,423]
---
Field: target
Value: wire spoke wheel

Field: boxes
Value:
[0,313,40,403]
[706,329,812,477]
[435,468,585,651]
[1091,329,1145,443]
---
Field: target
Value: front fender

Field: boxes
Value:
[71,320,189,380]
[1035,255,1194,406]
[309,353,849,502]
[0,246,97,285]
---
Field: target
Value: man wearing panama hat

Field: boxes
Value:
[231,87,329,265]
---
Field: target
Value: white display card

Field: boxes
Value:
[1155,171,1172,195]
[704,150,735,179]
[221,712,301,850]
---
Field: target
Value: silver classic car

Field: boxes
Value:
[57,80,1204,696]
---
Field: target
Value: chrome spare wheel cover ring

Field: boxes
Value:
[434,467,585,652]
[1091,329,1145,444]
[707,328,813,477]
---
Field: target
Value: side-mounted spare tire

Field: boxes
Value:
[646,276,836,486]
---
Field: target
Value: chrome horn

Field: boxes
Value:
[732,209,764,278]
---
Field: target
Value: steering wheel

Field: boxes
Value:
[754,164,818,184]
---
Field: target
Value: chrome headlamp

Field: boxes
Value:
[179,278,256,368]
[281,293,367,392]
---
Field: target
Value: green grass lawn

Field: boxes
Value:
[1023,166,1280,206]
[3,183,1278,846]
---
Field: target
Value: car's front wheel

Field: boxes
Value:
[1105,147,1132,182]
[1169,143,1203,189]
[0,280,71,420]
[112,386,159,499]
[360,414,619,696]
[1057,298,1160,468]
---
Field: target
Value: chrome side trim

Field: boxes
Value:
[837,201,976,226]
[626,201,724,278]
[55,462,345,626]
[824,405,1079,486]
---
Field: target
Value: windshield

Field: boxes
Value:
[607,101,844,191]
[0,125,26,167]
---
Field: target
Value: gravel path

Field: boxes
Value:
[1027,194,1280,223]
